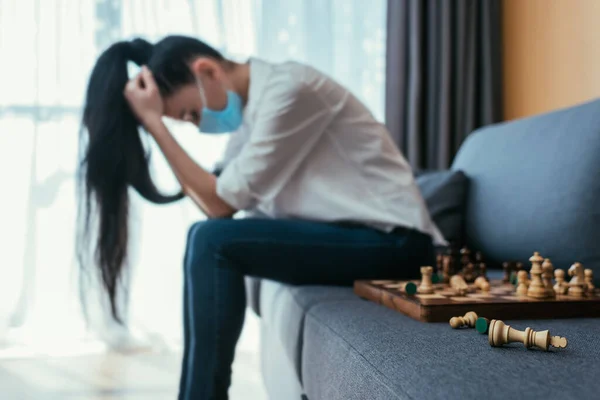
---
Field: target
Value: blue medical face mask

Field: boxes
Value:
[197,79,243,134]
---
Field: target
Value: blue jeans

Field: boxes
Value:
[178,218,434,400]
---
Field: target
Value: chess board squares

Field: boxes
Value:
[415,294,446,300]
[437,289,459,296]
[468,292,495,299]
[382,283,407,289]
[449,296,484,302]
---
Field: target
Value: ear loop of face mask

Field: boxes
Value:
[196,78,208,111]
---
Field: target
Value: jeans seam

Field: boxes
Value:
[212,238,409,252]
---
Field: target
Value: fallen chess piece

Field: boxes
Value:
[449,311,478,329]
[476,317,490,334]
[474,276,490,292]
[488,319,568,351]
[450,274,468,296]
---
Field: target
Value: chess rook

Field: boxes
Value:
[488,319,568,351]
[419,266,434,294]
[527,252,551,298]
[449,311,478,329]
[450,274,468,296]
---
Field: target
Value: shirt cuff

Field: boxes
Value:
[216,161,257,211]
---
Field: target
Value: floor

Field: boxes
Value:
[0,312,268,400]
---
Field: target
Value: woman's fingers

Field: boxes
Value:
[122,66,164,124]
[124,66,156,96]
[141,66,158,93]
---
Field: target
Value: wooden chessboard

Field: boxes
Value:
[354,279,600,322]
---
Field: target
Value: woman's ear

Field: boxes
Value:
[190,57,223,81]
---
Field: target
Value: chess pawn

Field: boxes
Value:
[442,255,452,284]
[553,269,568,295]
[448,245,459,274]
[527,252,550,298]
[516,270,529,296]
[479,263,487,279]
[488,319,568,351]
[474,276,491,292]
[515,262,524,272]
[584,269,595,292]
[541,258,556,297]
[460,247,471,267]
[419,266,434,294]
[474,252,484,277]
[462,262,476,282]
[568,262,586,297]
[449,311,478,329]
[502,262,511,283]
[450,274,468,296]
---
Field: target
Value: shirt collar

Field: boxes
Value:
[243,57,273,122]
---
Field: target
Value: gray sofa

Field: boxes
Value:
[247,99,600,399]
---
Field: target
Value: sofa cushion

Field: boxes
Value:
[259,280,362,383]
[415,170,469,245]
[452,98,600,278]
[302,298,600,400]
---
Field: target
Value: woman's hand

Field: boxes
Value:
[124,66,164,129]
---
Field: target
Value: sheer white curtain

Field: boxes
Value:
[0,0,386,356]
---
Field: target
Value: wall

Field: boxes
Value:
[503,0,600,120]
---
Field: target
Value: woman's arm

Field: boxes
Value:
[145,119,236,218]
[124,67,236,218]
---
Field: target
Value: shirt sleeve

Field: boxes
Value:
[217,72,337,211]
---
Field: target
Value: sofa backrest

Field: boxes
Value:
[452,98,600,279]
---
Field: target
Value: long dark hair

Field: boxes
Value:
[78,36,224,322]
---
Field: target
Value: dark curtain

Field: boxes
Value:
[385,0,503,169]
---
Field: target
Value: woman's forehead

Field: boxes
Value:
[163,85,200,114]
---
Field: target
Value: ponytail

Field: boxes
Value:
[78,38,183,323]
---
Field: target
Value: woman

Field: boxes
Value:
[79,35,445,400]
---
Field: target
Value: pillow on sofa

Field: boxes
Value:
[415,170,468,246]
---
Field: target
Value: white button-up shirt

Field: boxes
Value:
[217,58,446,245]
